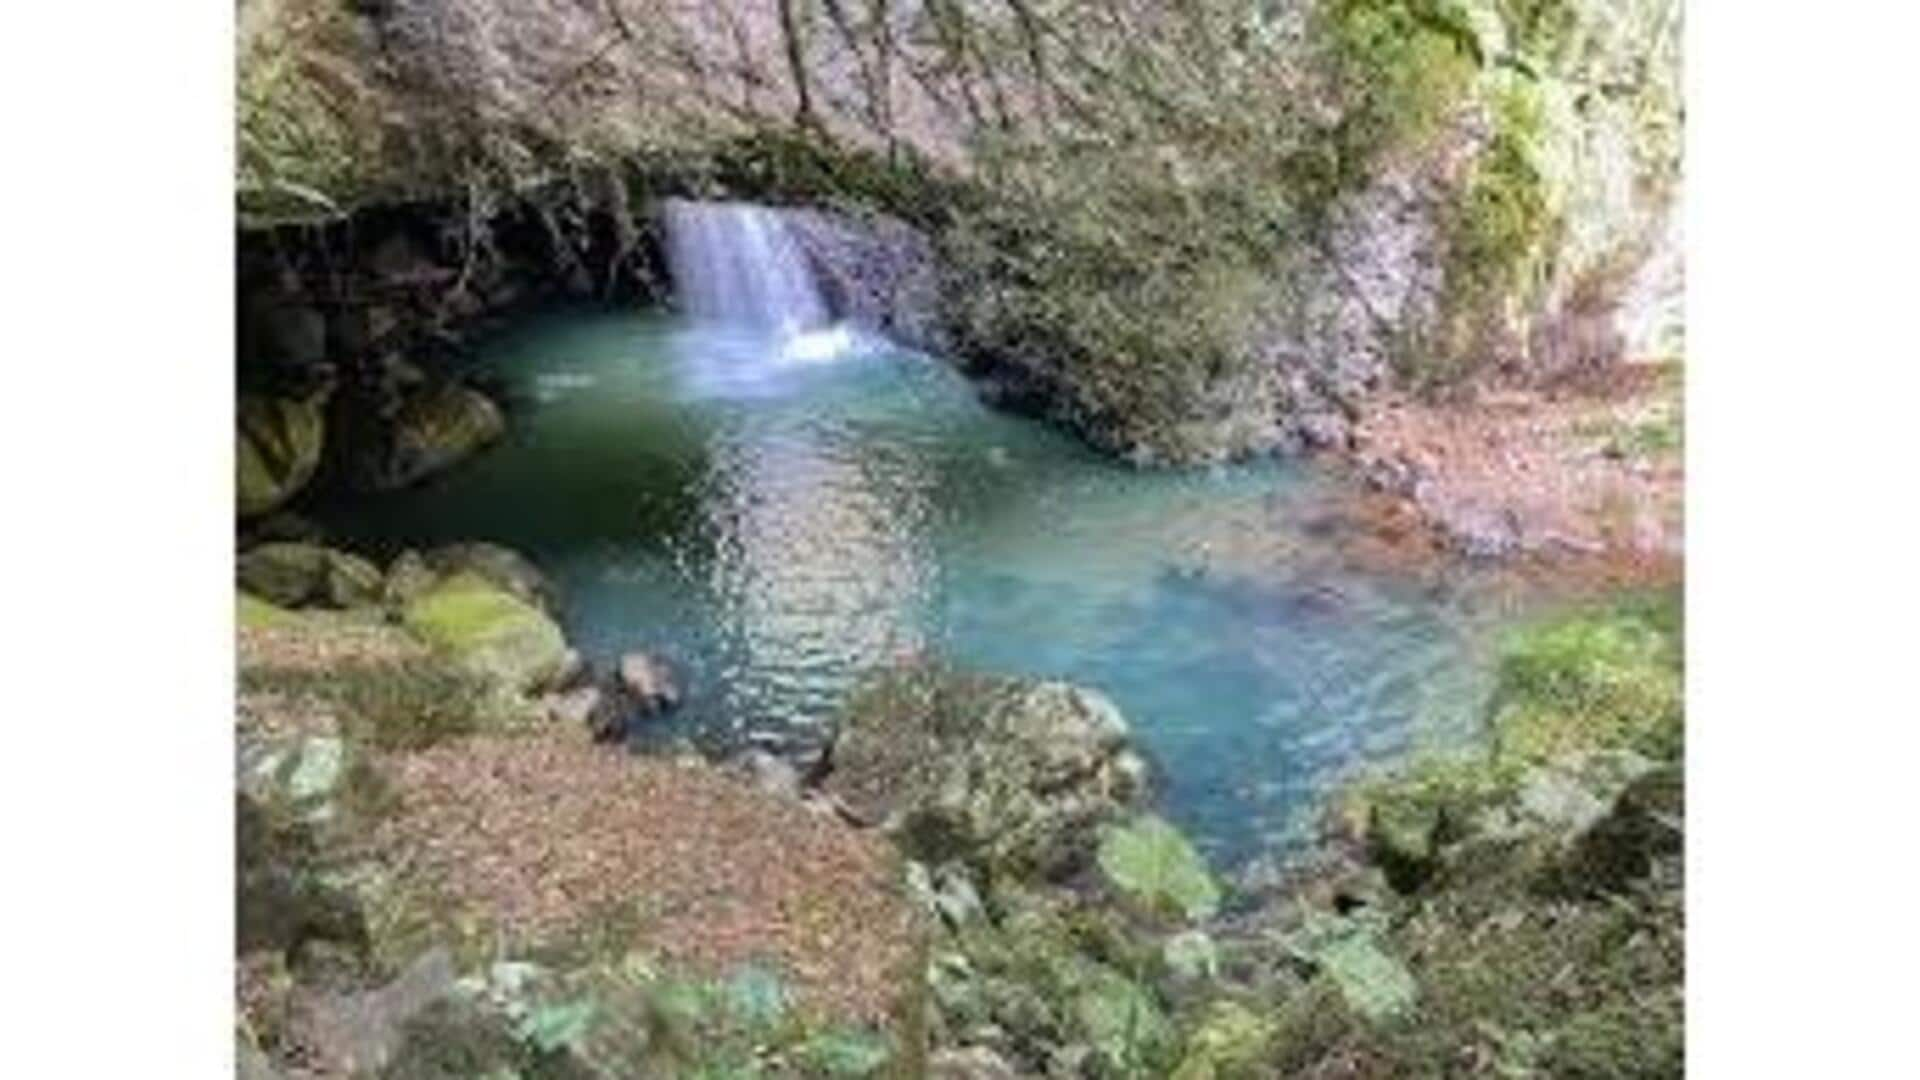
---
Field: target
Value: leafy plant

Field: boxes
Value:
[1097,815,1221,923]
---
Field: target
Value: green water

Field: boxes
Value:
[320,309,1524,863]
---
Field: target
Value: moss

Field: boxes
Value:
[401,571,569,694]
[238,591,297,629]
[1488,594,1684,765]
[237,394,326,518]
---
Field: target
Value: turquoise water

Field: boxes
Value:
[320,309,1519,863]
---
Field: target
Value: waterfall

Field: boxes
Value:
[660,199,833,336]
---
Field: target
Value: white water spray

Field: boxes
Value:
[660,199,850,361]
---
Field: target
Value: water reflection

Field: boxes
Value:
[317,309,1533,864]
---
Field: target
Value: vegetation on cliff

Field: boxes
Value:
[237,0,1682,464]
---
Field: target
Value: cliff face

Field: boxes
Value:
[237,0,1682,466]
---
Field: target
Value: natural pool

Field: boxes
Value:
[320,309,1534,864]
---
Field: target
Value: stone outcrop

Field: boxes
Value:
[824,664,1148,880]
[400,571,570,695]
[237,393,327,518]
[238,543,385,610]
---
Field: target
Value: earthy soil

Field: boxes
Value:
[1342,362,1684,589]
[363,733,921,1025]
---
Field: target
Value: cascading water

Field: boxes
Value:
[660,199,848,359]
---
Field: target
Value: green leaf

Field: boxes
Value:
[1288,915,1418,1023]
[1097,814,1221,922]
[1162,929,1220,980]
[516,998,597,1053]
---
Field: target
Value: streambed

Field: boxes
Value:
[319,309,1538,863]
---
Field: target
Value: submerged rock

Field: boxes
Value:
[825,665,1146,880]
[238,543,384,610]
[237,394,327,518]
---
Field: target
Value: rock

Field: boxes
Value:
[388,384,504,488]
[290,948,457,1076]
[928,1046,1020,1079]
[237,732,378,954]
[401,571,569,695]
[246,301,327,369]
[237,394,326,518]
[824,665,1144,880]
[783,208,948,353]
[238,543,385,610]
[236,1022,282,1080]
[1367,796,1444,893]
[381,549,438,610]
[422,542,560,616]
[730,749,801,799]
[617,651,682,713]
[542,683,625,741]
[1551,765,1683,897]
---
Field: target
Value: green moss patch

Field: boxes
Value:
[401,572,569,695]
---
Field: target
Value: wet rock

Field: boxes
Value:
[824,665,1144,879]
[388,383,504,488]
[617,651,682,714]
[247,301,328,369]
[238,394,327,518]
[238,543,384,610]
[542,683,618,736]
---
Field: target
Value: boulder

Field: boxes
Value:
[238,543,385,610]
[285,948,457,1077]
[237,732,372,953]
[1550,765,1683,897]
[729,749,801,800]
[388,384,504,488]
[542,683,623,741]
[824,665,1145,879]
[245,300,327,369]
[381,549,439,611]
[617,651,682,714]
[237,394,326,518]
[422,542,559,616]
[401,571,569,695]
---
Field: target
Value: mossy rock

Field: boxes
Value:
[390,384,504,488]
[238,394,326,518]
[421,542,560,616]
[401,571,568,695]
[239,591,297,629]
[827,665,1144,882]
[1548,764,1683,897]
[239,543,385,610]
